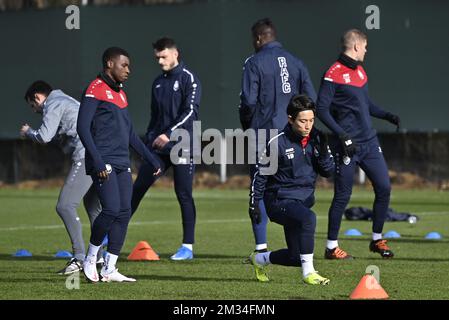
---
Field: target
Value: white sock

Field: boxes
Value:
[326,240,338,250]
[102,251,118,274]
[255,243,268,251]
[86,243,101,261]
[300,254,316,278]
[372,233,382,241]
[182,243,193,251]
[255,252,271,266]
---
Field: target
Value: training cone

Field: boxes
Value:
[425,232,442,240]
[127,241,160,261]
[54,250,73,258]
[349,274,389,300]
[384,230,401,239]
[13,249,32,257]
[345,229,363,236]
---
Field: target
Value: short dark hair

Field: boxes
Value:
[341,29,367,51]
[251,18,276,38]
[102,47,130,69]
[152,37,177,52]
[24,80,53,102]
[287,95,316,120]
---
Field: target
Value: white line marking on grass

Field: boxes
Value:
[414,211,449,216]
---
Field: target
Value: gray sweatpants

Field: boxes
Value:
[56,159,101,261]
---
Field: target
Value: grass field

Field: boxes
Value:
[0,187,448,300]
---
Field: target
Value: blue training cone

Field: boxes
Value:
[13,249,32,257]
[384,230,401,239]
[345,229,363,236]
[425,232,442,240]
[54,250,73,258]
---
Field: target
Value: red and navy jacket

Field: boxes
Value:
[316,54,389,143]
[145,61,201,155]
[251,125,334,206]
[239,41,317,132]
[77,73,160,175]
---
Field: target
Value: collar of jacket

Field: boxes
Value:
[284,124,310,146]
[98,72,122,92]
[163,61,185,77]
[259,41,282,52]
[337,53,360,70]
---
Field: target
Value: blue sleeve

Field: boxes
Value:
[129,122,161,170]
[163,74,201,137]
[316,79,347,137]
[239,59,259,128]
[298,62,317,102]
[368,97,389,119]
[312,146,335,178]
[250,141,276,204]
[25,129,45,143]
[77,97,106,174]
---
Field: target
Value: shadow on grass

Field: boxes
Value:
[120,252,246,260]
[347,256,449,262]
[128,274,254,283]
[0,254,65,261]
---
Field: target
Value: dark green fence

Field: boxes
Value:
[1,0,449,140]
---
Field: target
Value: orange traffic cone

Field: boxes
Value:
[349,274,389,299]
[127,241,160,261]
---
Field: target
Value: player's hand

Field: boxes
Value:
[97,164,112,180]
[313,129,329,156]
[20,124,30,138]
[152,134,170,150]
[385,112,401,132]
[339,134,357,158]
[249,201,262,224]
[97,170,109,180]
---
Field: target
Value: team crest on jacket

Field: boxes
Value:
[173,80,179,91]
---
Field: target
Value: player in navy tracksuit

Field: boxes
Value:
[77,47,161,282]
[239,18,317,255]
[130,38,200,260]
[249,94,332,285]
[316,29,401,259]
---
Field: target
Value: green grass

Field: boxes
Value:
[0,187,448,300]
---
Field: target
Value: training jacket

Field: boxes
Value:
[239,41,317,132]
[77,73,160,175]
[251,125,334,206]
[316,54,390,143]
[26,89,85,161]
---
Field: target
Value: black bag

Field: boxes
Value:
[344,207,419,222]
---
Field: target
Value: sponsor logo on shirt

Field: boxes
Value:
[106,90,114,100]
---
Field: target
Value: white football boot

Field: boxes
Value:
[83,256,99,283]
[100,269,136,283]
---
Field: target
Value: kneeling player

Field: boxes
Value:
[249,95,333,285]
